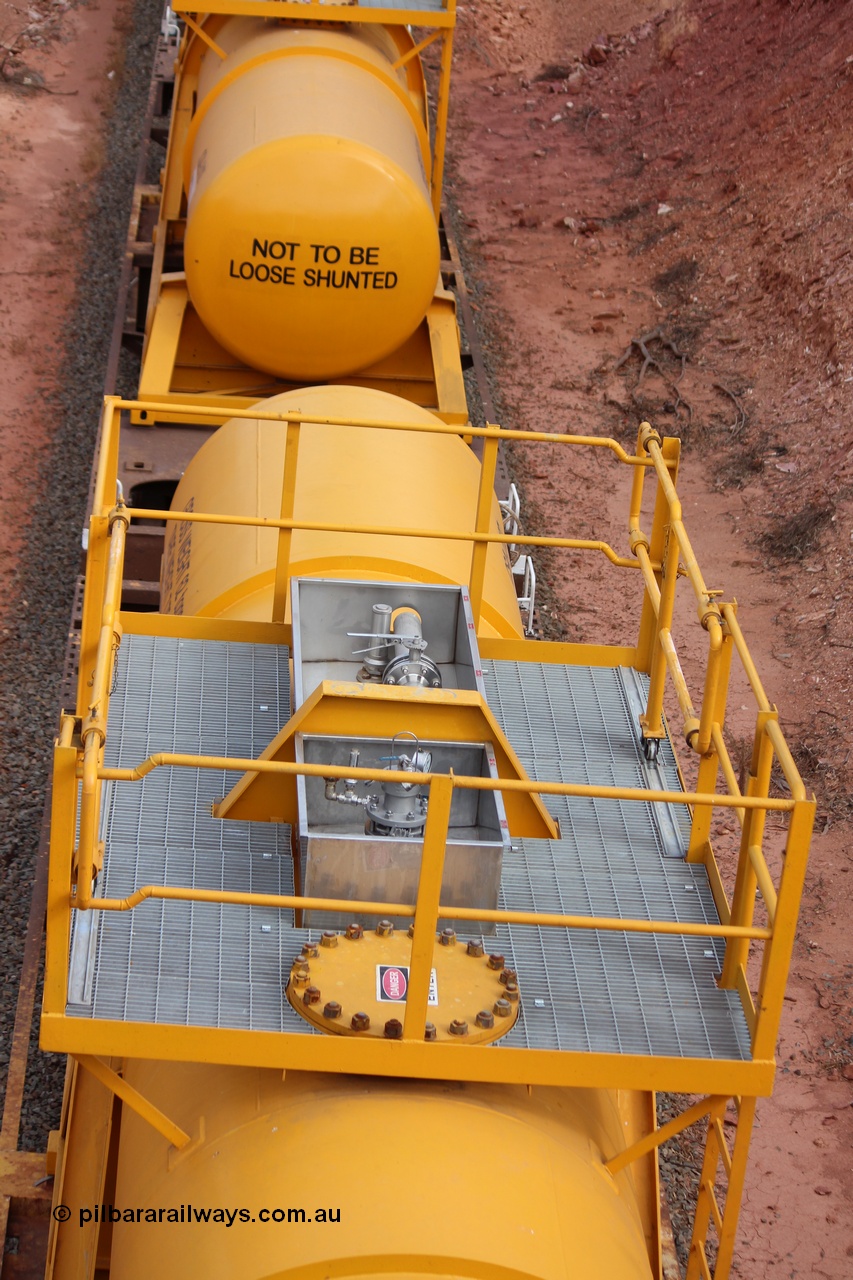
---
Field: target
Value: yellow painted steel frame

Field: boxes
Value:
[48,396,814,1112]
[138,4,459,423]
[137,278,468,426]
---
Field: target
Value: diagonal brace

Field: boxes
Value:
[74,1055,191,1149]
[605,1095,728,1177]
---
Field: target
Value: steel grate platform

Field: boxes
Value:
[68,638,751,1061]
[68,635,305,1031]
[482,662,749,1059]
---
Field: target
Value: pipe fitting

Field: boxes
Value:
[629,526,651,556]
[638,421,662,453]
[108,502,131,530]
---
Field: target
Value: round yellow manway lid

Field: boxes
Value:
[286,924,520,1045]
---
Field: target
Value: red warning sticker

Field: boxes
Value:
[376,965,438,1004]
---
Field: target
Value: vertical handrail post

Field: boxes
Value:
[634,427,680,672]
[44,718,78,1016]
[468,424,500,631]
[719,711,775,990]
[403,774,453,1040]
[641,516,680,743]
[272,420,301,623]
[751,794,815,1060]
[78,398,122,711]
[77,507,129,910]
[688,609,735,861]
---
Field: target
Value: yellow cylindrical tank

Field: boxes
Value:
[160,387,523,639]
[111,1064,653,1280]
[183,18,440,380]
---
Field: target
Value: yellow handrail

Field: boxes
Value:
[67,395,815,1068]
[92,751,795,810]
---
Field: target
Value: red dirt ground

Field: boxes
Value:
[2,1,852,1276]
[445,0,853,1275]
[0,0,125,609]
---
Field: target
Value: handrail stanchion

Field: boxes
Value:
[77,399,123,712]
[634,426,679,674]
[77,504,129,909]
[719,712,776,992]
[750,794,815,1061]
[468,424,501,631]
[403,775,454,1040]
[272,419,301,623]
[641,506,681,744]
[695,615,723,755]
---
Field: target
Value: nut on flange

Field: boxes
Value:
[320,930,339,948]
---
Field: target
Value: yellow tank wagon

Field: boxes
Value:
[36,8,814,1280]
[159,386,522,637]
[183,20,440,380]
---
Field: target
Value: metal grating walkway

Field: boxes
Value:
[68,635,305,1032]
[484,661,748,1059]
[68,639,751,1061]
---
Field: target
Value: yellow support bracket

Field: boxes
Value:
[213,680,559,839]
[177,11,226,59]
[392,29,442,71]
[74,1056,191,1150]
[604,1095,726,1177]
